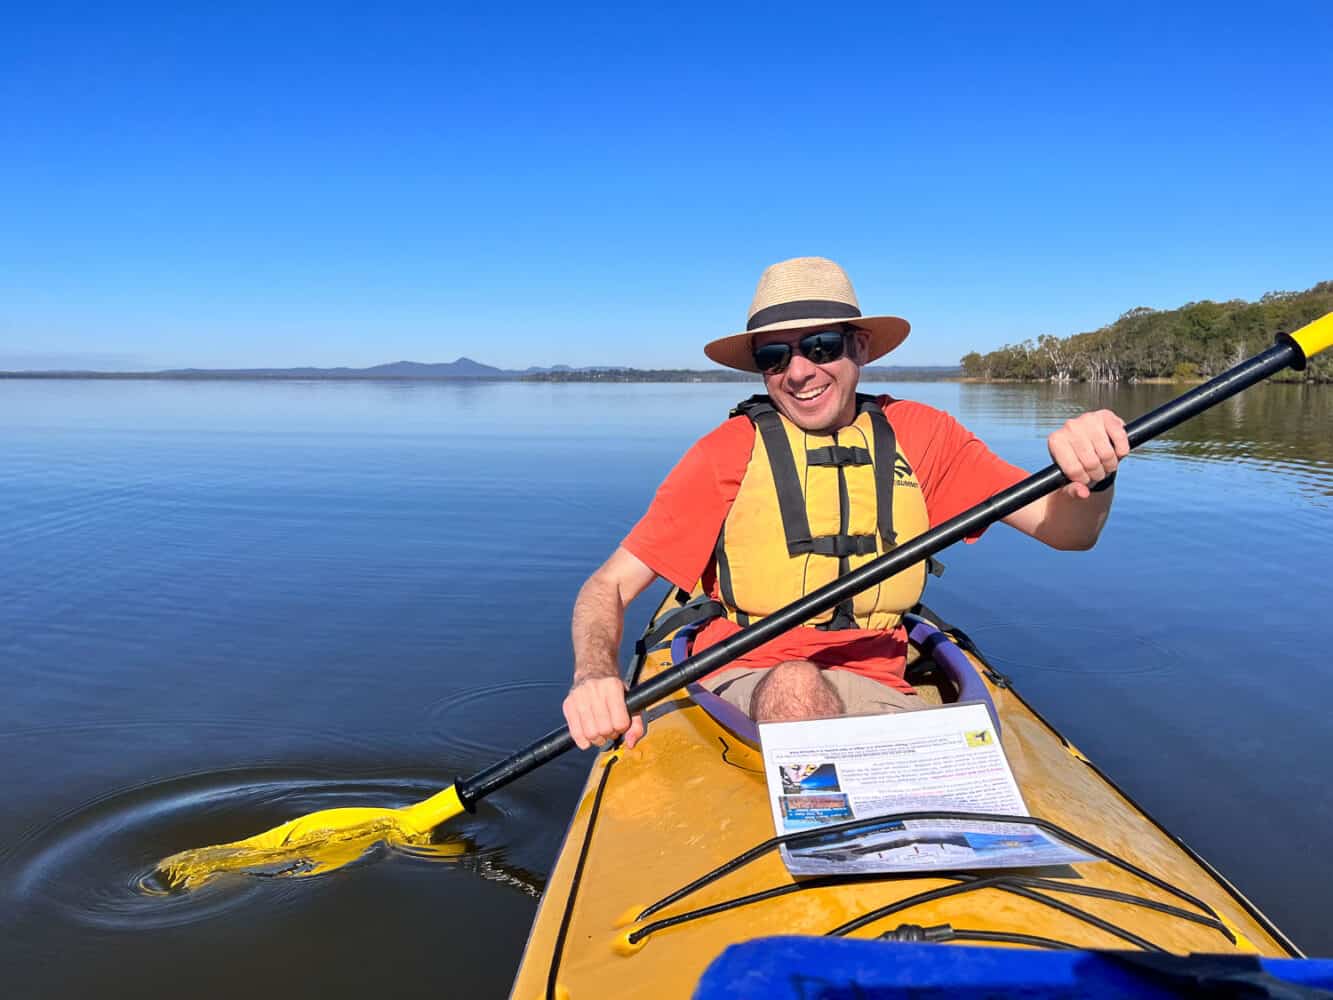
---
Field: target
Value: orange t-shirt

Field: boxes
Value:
[621,396,1028,691]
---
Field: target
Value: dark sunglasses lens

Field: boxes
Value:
[800,331,847,364]
[753,343,792,373]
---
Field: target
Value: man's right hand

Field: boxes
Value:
[566,547,658,750]
[563,674,645,750]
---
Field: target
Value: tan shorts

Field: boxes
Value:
[700,665,923,719]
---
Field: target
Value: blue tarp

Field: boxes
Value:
[693,937,1333,999]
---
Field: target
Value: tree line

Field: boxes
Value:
[960,282,1333,383]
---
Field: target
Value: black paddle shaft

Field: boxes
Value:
[455,337,1303,809]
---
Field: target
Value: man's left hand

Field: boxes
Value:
[1047,410,1130,499]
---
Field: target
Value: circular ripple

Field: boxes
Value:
[965,623,1175,675]
[425,680,568,755]
[1,766,546,932]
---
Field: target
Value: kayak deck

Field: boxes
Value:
[511,592,1296,998]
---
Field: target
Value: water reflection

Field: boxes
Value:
[1148,387,1333,501]
[952,381,1333,503]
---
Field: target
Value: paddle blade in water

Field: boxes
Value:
[153,785,466,891]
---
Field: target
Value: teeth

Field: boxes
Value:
[793,386,827,401]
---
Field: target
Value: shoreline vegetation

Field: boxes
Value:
[961,281,1332,384]
[7,282,1329,384]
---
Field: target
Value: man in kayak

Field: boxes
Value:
[564,257,1129,749]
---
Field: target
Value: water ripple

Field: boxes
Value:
[963,623,1177,675]
[1,767,545,932]
[424,680,568,755]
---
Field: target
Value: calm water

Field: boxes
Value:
[2,378,1331,995]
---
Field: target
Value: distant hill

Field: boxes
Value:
[360,358,504,377]
[157,357,508,379]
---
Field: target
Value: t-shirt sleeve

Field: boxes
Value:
[884,397,1029,540]
[621,416,754,591]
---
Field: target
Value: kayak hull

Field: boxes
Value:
[511,594,1296,998]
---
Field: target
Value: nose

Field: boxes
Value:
[785,352,819,381]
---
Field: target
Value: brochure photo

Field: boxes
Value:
[759,702,1096,876]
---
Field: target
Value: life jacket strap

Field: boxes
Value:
[856,394,899,549]
[734,394,902,559]
[721,394,923,631]
[814,604,869,631]
[713,522,750,627]
[635,595,728,656]
[793,534,879,558]
[806,445,872,467]
[738,398,817,559]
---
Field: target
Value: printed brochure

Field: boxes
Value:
[759,702,1096,876]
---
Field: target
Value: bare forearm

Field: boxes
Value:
[563,547,658,750]
[1024,483,1114,550]
[1006,409,1128,550]
[571,573,627,681]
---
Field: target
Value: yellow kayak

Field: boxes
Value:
[511,590,1298,998]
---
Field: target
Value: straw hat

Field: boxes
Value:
[704,257,910,373]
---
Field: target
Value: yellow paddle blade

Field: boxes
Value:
[1291,312,1333,360]
[153,784,466,891]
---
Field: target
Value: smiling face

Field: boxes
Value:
[754,327,870,434]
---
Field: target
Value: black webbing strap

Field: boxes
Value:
[908,602,956,634]
[713,524,749,627]
[725,396,912,631]
[727,394,770,420]
[735,396,814,557]
[818,604,860,630]
[732,395,902,560]
[634,596,728,656]
[857,394,898,549]
[803,535,878,557]
[806,445,872,467]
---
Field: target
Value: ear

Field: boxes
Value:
[851,329,871,363]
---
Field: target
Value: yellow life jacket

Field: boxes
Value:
[714,394,931,632]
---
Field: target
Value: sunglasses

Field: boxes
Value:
[752,329,854,375]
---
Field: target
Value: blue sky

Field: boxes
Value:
[2,2,1330,370]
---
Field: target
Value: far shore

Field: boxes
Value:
[7,372,1327,386]
[0,369,961,384]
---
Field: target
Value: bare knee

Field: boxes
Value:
[750,660,845,722]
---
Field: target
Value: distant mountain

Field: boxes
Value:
[519,364,624,374]
[360,358,505,377]
[153,357,508,379]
